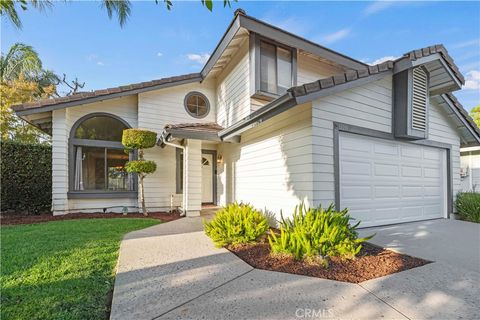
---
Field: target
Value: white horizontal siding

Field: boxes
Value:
[311,75,393,207]
[138,80,216,211]
[216,40,250,128]
[220,103,313,217]
[51,96,138,214]
[429,99,462,200]
[297,53,345,85]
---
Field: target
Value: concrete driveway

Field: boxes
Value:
[110,218,480,320]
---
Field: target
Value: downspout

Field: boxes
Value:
[161,134,186,216]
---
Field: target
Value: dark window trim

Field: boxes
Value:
[201,149,217,205]
[184,91,210,119]
[176,148,183,194]
[333,122,453,219]
[68,112,137,198]
[67,191,138,199]
[249,33,297,98]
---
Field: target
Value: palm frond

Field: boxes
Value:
[101,0,131,27]
[0,0,22,29]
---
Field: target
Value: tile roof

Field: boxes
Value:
[443,93,480,138]
[288,61,394,97]
[400,44,465,84]
[12,73,201,112]
[165,122,224,133]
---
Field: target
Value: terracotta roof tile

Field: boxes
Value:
[288,61,394,98]
[12,73,201,112]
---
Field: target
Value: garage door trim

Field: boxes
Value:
[333,122,453,218]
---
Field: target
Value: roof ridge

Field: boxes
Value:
[288,60,394,97]
[12,72,201,111]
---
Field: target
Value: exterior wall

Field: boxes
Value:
[428,99,462,200]
[297,53,345,85]
[219,103,313,216]
[310,74,462,213]
[311,75,393,207]
[138,80,216,211]
[460,150,480,191]
[51,96,138,214]
[182,139,202,216]
[216,39,251,128]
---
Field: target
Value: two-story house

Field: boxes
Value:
[14,9,480,227]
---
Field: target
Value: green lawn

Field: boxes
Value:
[1,218,160,320]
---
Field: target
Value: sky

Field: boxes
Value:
[1,1,479,112]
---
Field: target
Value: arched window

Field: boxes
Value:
[69,113,136,197]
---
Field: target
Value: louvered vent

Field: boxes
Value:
[411,67,428,131]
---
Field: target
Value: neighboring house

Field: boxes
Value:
[460,146,480,192]
[14,10,480,227]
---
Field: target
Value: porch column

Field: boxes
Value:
[182,139,202,217]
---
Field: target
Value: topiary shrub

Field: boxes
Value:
[122,129,157,150]
[455,192,480,223]
[122,129,157,216]
[204,203,269,247]
[268,203,374,265]
[0,141,51,214]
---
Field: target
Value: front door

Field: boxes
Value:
[201,153,214,203]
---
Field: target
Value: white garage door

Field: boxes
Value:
[339,132,446,227]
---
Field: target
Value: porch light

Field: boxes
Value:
[217,154,224,164]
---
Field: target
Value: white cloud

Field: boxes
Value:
[157,52,163,57]
[322,28,351,44]
[363,1,397,16]
[186,53,210,64]
[96,61,105,66]
[464,70,480,90]
[86,54,98,61]
[368,56,400,65]
[262,15,311,36]
[451,39,480,49]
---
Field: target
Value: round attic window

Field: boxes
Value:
[184,92,210,119]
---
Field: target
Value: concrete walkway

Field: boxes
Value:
[111,218,480,320]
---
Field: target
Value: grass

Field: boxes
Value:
[1,218,160,320]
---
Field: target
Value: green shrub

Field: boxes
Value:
[0,141,51,215]
[268,203,373,262]
[204,203,269,247]
[456,192,480,223]
[122,129,157,216]
[122,129,157,150]
[125,160,157,174]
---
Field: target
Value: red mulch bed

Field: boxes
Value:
[228,241,431,283]
[0,211,182,226]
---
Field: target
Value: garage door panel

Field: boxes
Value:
[374,163,399,176]
[373,143,398,156]
[341,161,371,175]
[341,186,371,199]
[374,186,400,198]
[401,146,423,159]
[339,132,445,227]
[401,165,422,177]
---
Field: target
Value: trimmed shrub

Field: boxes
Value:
[125,160,157,174]
[268,203,373,263]
[1,141,51,214]
[204,203,269,247]
[122,129,157,216]
[455,192,480,223]
[122,129,157,150]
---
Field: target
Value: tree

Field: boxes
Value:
[471,105,480,128]
[0,75,55,143]
[1,0,235,29]
[0,43,84,144]
[122,129,157,216]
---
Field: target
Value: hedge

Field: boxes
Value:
[1,141,52,214]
